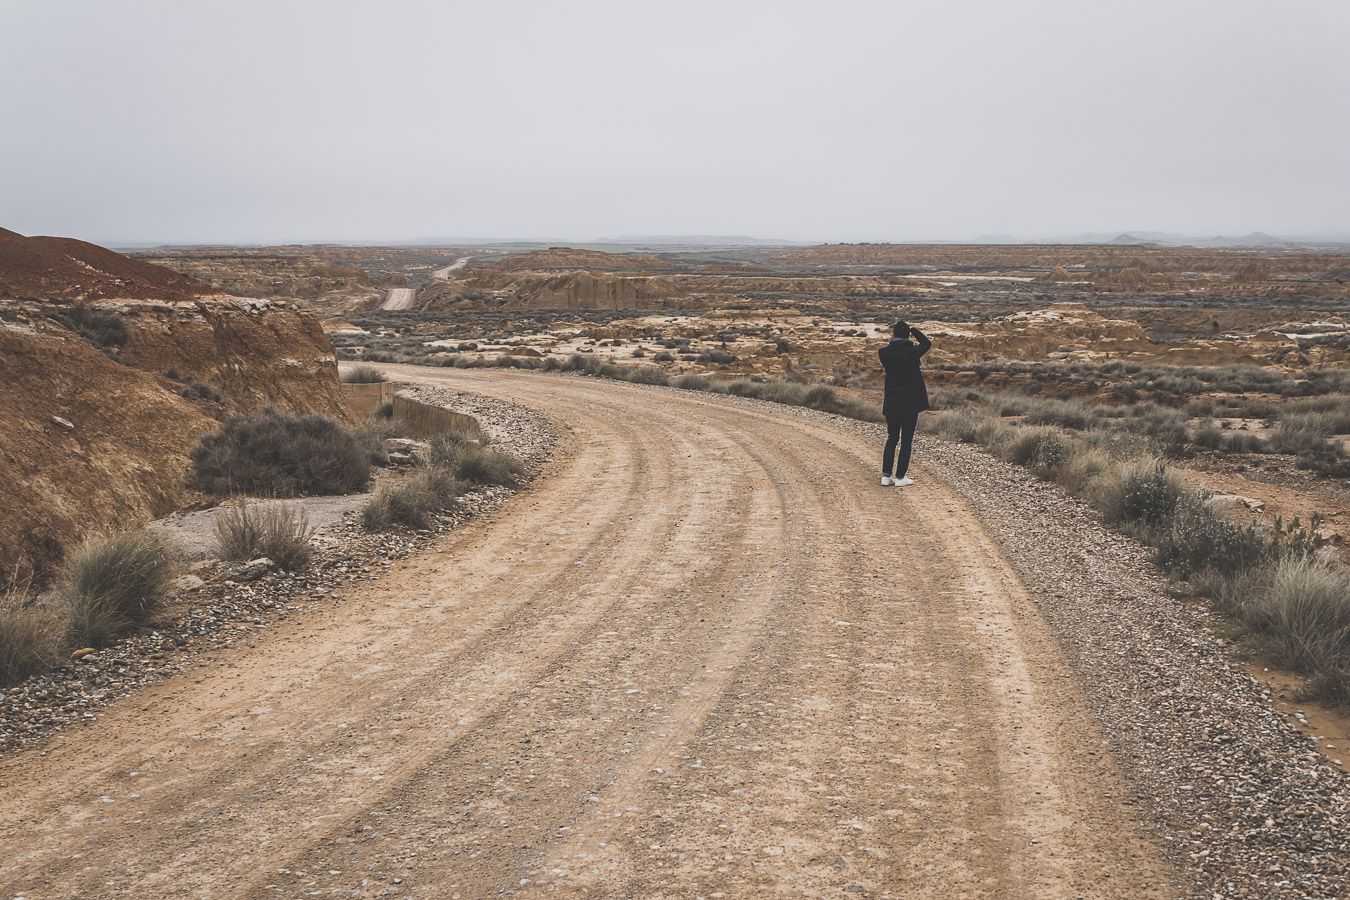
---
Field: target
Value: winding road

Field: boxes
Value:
[0,368,1174,898]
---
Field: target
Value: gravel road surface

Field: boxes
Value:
[6,366,1320,898]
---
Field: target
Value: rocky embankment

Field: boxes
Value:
[0,386,555,754]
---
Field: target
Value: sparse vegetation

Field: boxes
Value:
[213,502,315,571]
[190,407,372,496]
[927,402,1350,705]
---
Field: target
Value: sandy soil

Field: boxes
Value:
[0,368,1173,898]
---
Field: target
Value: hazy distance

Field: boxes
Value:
[2,0,1348,246]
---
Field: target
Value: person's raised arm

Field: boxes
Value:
[912,327,932,356]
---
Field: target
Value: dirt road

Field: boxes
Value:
[430,256,469,280]
[380,287,416,311]
[0,368,1174,898]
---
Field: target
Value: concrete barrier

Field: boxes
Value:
[340,381,481,441]
[339,381,396,419]
[391,394,482,441]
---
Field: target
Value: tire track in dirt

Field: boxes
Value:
[0,368,1175,898]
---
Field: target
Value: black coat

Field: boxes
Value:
[878,329,932,417]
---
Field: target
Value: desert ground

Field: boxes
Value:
[3,235,1349,897]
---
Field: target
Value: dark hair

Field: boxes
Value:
[892,320,911,339]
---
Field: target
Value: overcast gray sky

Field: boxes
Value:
[2,0,1347,245]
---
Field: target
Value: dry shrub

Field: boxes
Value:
[1153,494,1268,578]
[432,441,523,487]
[341,365,387,384]
[213,502,315,571]
[191,407,372,497]
[1267,420,1333,455]
[671,374,711,390]
[1243,554,1350,704]
[1096,457,1185,529]
[932,409,984,443]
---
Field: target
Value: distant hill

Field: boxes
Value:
[594,235,810,247]
[0,227,210,300]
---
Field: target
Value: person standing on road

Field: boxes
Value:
[878,320,932,486]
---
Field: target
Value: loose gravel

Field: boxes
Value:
[0,388,555,756]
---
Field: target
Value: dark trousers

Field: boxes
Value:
[883,408,919,477]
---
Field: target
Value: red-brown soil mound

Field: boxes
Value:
[0,227,209,301]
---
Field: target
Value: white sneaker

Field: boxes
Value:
[893,476,914,487]
[881,475,893,486]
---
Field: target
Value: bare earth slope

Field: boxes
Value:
[0,369,1172,898]
[0,227,209,301]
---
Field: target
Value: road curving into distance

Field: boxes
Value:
[0,367,1174,898]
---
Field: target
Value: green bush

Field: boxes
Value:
[213,502,314,571]
[60,531,173,648]
[190,407,372,497]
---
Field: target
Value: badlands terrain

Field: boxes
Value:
[1,234,1348,897]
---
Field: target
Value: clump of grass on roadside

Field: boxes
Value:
[431,440,523,487]
[213,503,314,571]
[60,531,173,648]
[0,573,63,687]
[1241,553,1350,705]
[361,467,466,531]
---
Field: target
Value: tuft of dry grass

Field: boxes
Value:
[0,572,63,687]
[361,466,466,531]
[60,531,173,648]
[214,502,315,571]
[433,442,524,487]
[1243,553,1350,704]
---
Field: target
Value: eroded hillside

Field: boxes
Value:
[0,231,347,578]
